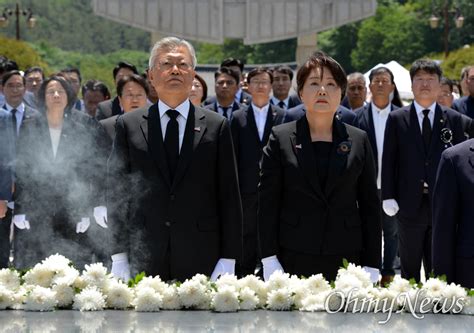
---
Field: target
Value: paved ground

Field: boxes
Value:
[1,310,473,332]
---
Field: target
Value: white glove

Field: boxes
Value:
[363,266,380,284]
[262,255,284,281]
[382,199,399,217]
[93,206,108,228]
[111,253,131,281]
[12,214,30,230]
[210,258,236,281]
[76,217,91,233]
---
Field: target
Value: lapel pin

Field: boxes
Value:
[194,127,201,132]
[295,144,302,149]
[440,119,444,123]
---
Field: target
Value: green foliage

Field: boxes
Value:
[0,36,48,70]
[438,45,474,80]
[127,271,146,288]
[342,258,349,269]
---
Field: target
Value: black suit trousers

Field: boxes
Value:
[0,208,12,268]
[397,194,432,282]
[240,193,259,276]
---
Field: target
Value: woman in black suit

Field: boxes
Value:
[258,52,381,281]
[13,76,109,269]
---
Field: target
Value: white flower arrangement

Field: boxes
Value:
[0,254,472,317]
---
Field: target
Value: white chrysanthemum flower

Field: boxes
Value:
[161,285,181,310]
[462,295,474,315]
[344,287,372,312]
[291,283,307,310]
[388,275,412,293]
[73,276,87,290]
[24,264,55,288]
[10,286,28,310]
[238,275,267,308]
[191,273,209,285]
[439,282,467,311]
[215,274,239,290]
[133,286,162,312]
[24,286,57,311]
[299,291,330,312]
[177,279,210,309]
[136,276,168,294]
[422,278,447,299]
[0,269,21,290]
[73,287,107,311]
[376,287,399,312]
[52,266,80,286]
[334,274,364,294]
[52,283,75,308]
[41,254,71,272]
[105,280,133,309]
[266,287,293,311]
[211,286,239,312]
[267,271,291,291]
[0,285,15,309]
[304,274,331,294]
[82,263,109,289]
[239,287,259,311]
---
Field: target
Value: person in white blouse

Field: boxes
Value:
[12,75,109,269]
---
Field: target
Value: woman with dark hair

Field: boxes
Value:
[258,51,381,282]
[189,73,208,106]
[12,75,109,269]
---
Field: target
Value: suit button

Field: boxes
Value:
[165,221,171,227]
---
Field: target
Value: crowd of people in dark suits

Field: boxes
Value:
[0,39,473,288]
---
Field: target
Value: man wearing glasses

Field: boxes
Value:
[108,37,243,282]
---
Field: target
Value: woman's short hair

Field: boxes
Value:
[194,73,208,103]
[116,74,149,97]
[37,75,76,111]
[296,51,347,99]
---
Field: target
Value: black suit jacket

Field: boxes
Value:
[283,104,356,125]
[230,103,285,194]
[204,90,252,106]
[0,110,14,201]
[382,103,468,219]
[433,139,474,288]
[353,103,399,174]
[452,96,474,119]
[99,114,119,143]
[258,116,381,269]
[108,103,243,280]
[95,97,122,121]
[270,94,302,109]
[204,101,241,118]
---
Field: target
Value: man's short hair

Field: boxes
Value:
[272,65,294,81]
[2,70,25,86]
[24,66,45,80]
[347,72,366,84]
[369,67,394,84]
[0,59,19,76]
[148,37,197,70]
[409,59,442,81]
[214,67,240,85]
[440,77,454,92]
[116,74,149,97]
[59,67,82,83]
[113,61,139,80]
[81,80,111,100]
[220,58,244,72]
[460,66,473,80]
[247,67,274,84]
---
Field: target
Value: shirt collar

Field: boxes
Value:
[235,88,242,102]
[271,96,289,107]
[371,102,390,115]
[414,101,436,116]
[4,102,25,114]
[251,102,270,113]
[158,99,190,120]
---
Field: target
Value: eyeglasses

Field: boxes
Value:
[249,80,271,86]
[216,80,236,87]
[158,60,192,71]
[371,79,392,86]
[5,83,24,90]
[123,93,146,100]
[26,78,43,84]
[46,90,66,96]
[438,93,453,98]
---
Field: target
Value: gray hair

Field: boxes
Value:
[347,72,366,84]
[149,36,197,70]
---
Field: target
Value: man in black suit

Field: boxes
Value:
[95,61,138,121]
[345,72,367,111]
[453,65,474,119]
[82,80,110,118]
[270,65,301,110]
[204,67,241,120]
[230,67,285,276]
[59,68,84,111]
[108,37,243,282]
[283,103,356,125]
[354,67,399,286]
[382,59,469,282]
[432,139,474,288]
[204,58,252,106]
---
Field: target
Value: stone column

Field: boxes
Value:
[296,33,318,66]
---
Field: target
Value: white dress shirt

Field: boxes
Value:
[235,88,243,104]
[413,101,435,131]
[371,102,390,189]
[49,127,62,158]
[4,102,25,135]
[217,103,233,120]
[271,96,290,109]
[158,99,190,152]
[252,103,269,141]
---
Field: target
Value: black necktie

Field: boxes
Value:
[164,110,180,181]
[278,101,285,109]
[422,109,431,151]
[221,106,229,119]
[11,109,17,137]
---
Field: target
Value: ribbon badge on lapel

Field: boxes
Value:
[194,127,201,132]
[337,140,352,156]
[440,127,453,148]
[295,144,302,149]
